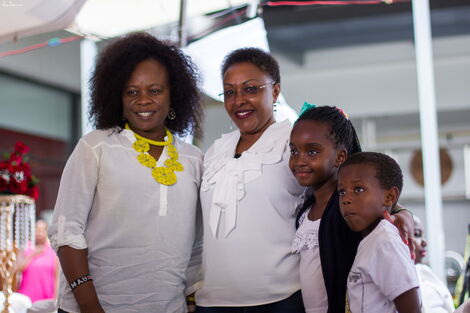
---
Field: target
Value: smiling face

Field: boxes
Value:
[289,120,346,190]
[338,163,396,235]
[122,58,171,140]
[222,62,280,136]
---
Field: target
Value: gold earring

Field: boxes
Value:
[168,108,176,120]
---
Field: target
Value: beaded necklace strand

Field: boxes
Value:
[125,123,183,185]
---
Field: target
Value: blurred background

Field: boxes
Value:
[0,0,469,309]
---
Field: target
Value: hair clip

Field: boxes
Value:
[338,108,349,120]
[299,102,317,116]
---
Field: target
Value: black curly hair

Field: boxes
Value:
[339,152,403,193]
[89,32,203,137]
[221,47,280,83]
[295,106,361,156]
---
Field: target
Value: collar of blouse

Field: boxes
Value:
[201,120,292,238]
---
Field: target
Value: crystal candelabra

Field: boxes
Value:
[0,195,35,313]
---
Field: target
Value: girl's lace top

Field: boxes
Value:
[291,209,321,253]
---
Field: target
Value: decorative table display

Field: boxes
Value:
[0,142,38,312]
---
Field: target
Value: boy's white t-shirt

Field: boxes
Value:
[347,220,419,313]
[291,211,328,313]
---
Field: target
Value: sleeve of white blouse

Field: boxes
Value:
[184,200,203,296]
[48,138,99,252]
[184,150,204,296]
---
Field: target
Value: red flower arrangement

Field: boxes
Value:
[0,142,39,200]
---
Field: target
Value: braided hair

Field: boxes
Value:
[295,106,361,155]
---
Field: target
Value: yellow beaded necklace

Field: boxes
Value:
[125,123,183,186]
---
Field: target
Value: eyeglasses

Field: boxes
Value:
[218,82,275,101]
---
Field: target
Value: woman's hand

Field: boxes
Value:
[78,303,106,313]
[15,246,44,273]
[57,246,105,313]
[187,293,196,313]
[383,207,415,260]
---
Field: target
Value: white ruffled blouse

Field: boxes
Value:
[197,120,306,306]
[201,120,293,238]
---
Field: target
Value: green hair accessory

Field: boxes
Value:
[299,102,317,116]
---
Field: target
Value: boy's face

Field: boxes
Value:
[338,163,395,235]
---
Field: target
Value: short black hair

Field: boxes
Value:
[295,106,361,156]
[340,152,403,192]
[89,32,203,137]
[221,47,280,84]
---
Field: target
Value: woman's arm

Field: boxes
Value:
[48,137,102,312]
[184,201,203,296]
[14,248,40,273]
[57,246,104,313]
[54,255,60,298]
[394,287,421,313]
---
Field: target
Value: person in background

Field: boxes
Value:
[338,152,420,313]
[196,47,306,312]
[48,32,204,313]
[413,216,454,313]
[17,219,58,303]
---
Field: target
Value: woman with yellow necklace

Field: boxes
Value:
[48,33,204,313]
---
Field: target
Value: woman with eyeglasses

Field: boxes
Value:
[196,48,305,312]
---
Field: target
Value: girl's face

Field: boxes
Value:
[222,62,280,136]
[289,120,346,189]
[122,58,171,140]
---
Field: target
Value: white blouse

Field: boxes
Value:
[197,120,305,306]
[48,128,203,313]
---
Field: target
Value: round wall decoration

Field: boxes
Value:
[410,148,453,186]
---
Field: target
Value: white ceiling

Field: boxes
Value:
[73,0,250,38]
[0,0,85,42]
[0,0,250,42]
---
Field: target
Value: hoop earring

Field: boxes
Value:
[168,108,176,120]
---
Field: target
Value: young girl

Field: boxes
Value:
[289,105,414,313]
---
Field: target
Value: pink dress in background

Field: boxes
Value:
[18,243,57,302]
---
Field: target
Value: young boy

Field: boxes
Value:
[337,152,421,313]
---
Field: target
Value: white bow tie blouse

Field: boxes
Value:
[197,120,305,306]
